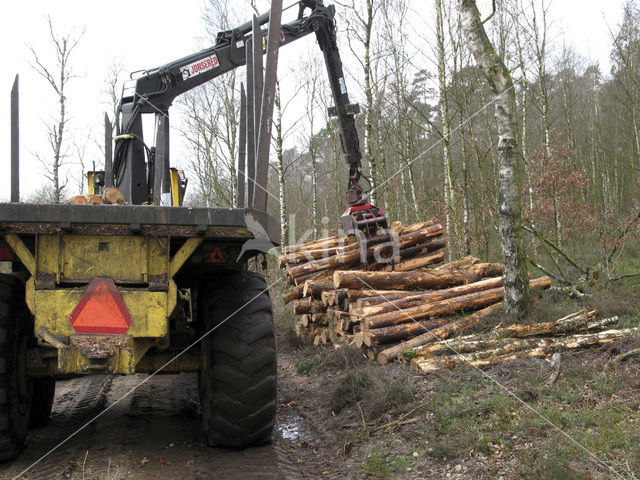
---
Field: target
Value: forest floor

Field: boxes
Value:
[1,279,638,479]
[272,277,640,479]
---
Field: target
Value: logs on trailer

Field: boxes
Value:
[280,220,637,371]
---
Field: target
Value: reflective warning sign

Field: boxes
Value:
[207,247,226,263]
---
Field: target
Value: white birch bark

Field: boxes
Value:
[460,0,529,317]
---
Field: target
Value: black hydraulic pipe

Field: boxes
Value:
[235,11,270,37]
[11,75,19,202]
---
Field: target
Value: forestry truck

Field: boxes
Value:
[0,0,387,461]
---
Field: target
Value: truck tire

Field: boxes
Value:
[29,377,55,428]
[198,271,277,448]
[0,275,33,462]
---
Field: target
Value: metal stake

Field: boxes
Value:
[237,83,247,208]
[104,113,113,188]
[254,0,283,212]
[11,75,19,202]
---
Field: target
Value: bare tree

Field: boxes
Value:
[30,17,83,203]
[460,0,529,317]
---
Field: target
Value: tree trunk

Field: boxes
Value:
[460,0,529,317]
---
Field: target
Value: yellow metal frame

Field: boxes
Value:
[4,232,203,375]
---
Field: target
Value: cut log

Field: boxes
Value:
[395,237,448,260]
[303,278,334,298]
[366,317,450,345]
[376,302,504,365]
[88,194,104,204]
[286,224,443,280]
[322,289,349,307]
[293,298,312,315]
[414,328,639,373]
[413,315,614,358]
[278,240,358,267]
[283,235,340,255]
[333,263,504,290]
[353,292,415,307]
[282,283,305,304]
[347,289,410,300]
[69,195,88,204]
[103,186,125,205]
[392,220,434,235]
[376,250,445,272]
[364,277,549,330]
[434,255,480,271]
[355,276,504,318]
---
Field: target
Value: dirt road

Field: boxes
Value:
[0,373,307,480]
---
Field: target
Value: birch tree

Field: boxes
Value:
[460,0,529,316]
[30,17,83,203]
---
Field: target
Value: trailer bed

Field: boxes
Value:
[0,203,280,243]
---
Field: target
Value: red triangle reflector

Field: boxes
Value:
[0,245,14,261]
[207,247,226,263]
[69,278,132,334]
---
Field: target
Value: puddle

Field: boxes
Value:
[277,413,312,442]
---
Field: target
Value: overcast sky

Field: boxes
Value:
[0,0,625,201]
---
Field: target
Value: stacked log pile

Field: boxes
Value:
[279,221,551,358]
[280,220,639,370]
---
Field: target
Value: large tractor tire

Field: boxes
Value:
[0,274,33,462]
[198,271,277,448]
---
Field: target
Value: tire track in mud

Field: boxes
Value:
[0,373,308,479]
[1,375,113,480]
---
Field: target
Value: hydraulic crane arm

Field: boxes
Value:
[113,0,387,240]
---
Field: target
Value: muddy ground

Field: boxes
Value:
[2,283,640,479]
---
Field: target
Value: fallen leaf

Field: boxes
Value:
[140,458,150,466]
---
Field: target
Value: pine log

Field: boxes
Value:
[286,224,443,280]
[365,317,450,346]
[278,240,358,267]
[282,283,305,304]
[347,289,410,300]
[103,186,125,204]
[392,220,434,235]
[88,194,104,204]
[334,263,504,290]
[354,276,504,318]
[365,277,549,330]
[293,298,312,314]
[376,250,445,272]
[311,312,327,324]
[434,255,480,272]
[415,309,603,357]
[300,314,310,327]
[69,195,88,204]
[413,315,614,358]
[395,237,448,260]
[414,328,639,373]
[283,235,340,255]
[354,292,416,307]
[303,278,334,298]
[376,302,504,365]
[322,289,349,307]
